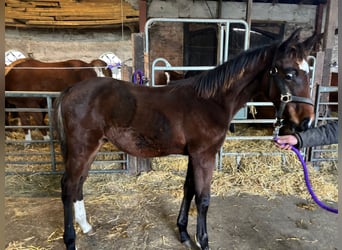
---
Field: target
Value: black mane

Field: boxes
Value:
[193,43,279,98]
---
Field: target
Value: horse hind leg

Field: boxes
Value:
[73,142,104,235]
[61,138,104,249]
[61,172,78,250]
[74,175,94,235]
[62,165,93,250]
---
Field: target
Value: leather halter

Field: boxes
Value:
[269,66,313,128]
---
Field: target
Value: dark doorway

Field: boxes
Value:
[183,23,218,67]
[183,22,285,67]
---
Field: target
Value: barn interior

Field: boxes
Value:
[4,0,338,249]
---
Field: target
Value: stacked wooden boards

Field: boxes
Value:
[5,0,139,28]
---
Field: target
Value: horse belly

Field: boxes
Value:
[106,128,183,158]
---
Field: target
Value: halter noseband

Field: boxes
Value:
[269,66,313,129]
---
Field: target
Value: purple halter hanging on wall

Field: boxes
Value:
[132,69,144,85]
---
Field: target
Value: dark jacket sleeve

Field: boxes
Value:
[294,121,338,148]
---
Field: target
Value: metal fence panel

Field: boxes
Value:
[310,85,338,167]
[5,91,129,175]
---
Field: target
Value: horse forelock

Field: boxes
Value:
[194,44,276,98]
[288,43,308,61]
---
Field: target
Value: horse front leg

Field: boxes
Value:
[193,156,215,250]
[177,159,195,246]
[18,112,33,141]
[195,193,210,250]
[29,110,48,140]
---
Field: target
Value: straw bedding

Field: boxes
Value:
[5,126,338,249]
[5,126,337,201]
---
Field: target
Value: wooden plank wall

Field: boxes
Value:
[5,0,139,28]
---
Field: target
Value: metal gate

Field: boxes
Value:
[5,91,128,175]
[309,84,338,168]
[145,18,250,86]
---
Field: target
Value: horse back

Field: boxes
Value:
[5,59,99,91]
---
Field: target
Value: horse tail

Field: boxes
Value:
[53,88,69,163]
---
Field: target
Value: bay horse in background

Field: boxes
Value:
[154,69,185,85]
[54,29,321,250]
[5,58,112,141]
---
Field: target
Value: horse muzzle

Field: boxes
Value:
[298,117,314,132]
[279,116,313,135]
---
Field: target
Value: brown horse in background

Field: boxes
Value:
[54,29,320,250]
[5,58,112,140]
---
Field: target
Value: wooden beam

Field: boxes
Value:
[221,2,316,23]
[139,0,147,33]
[322,0,337,87]
[5,0,139,28]
[26,18,138,26]
[323,0,337,50]
[132,32,145,73]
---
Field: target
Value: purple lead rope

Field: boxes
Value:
[274,139,338,214]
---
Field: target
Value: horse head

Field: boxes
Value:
[90,59,113,77]
[266,29,323,134]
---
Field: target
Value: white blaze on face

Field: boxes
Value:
[298,59,310,73]
[94,67,105,77]
[74,200,93,234]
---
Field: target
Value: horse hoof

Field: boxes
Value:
[85,228,96,236]
[195,234,201,248]
[194,234,211,250]
[182,239,192,249]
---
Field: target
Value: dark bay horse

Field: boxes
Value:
[5,58,112,140]
[54,29,320,250]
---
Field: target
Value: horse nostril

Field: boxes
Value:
[300,117,313,131]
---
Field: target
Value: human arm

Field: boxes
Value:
[296,121,338,148]
[275,121,338,149]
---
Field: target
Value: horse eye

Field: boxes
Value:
[285,73,293,80]
[285,72,296,80]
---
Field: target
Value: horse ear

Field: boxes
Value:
[278,28,302,52]
[302,32,324,53]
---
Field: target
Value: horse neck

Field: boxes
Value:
[222,50,275,116]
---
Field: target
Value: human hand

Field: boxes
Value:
[274,135,298,150]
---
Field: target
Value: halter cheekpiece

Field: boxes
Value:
[270,66,313,133]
